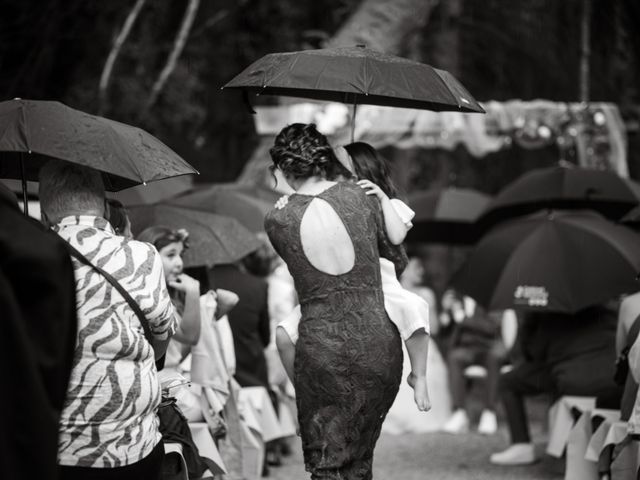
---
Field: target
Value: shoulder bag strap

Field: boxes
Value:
[627,314,640,352]
[65,242,155,345]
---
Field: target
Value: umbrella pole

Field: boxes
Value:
[351,101,358,143]
[20,152,29,216]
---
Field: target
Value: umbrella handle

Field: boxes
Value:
[20,152,29,216]
[351,101,357,143]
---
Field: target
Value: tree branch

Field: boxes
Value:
[98,0,147,115]
[327,0,440,54]
[143,0,200,113]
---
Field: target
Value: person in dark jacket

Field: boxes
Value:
[0,182,77,480]
[490,304,621,465]
[209,261,270,389]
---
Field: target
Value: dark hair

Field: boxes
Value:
[344,142,397,198]
[241,233,277,277]
[137,226,189,252]
[269,123,352,181]
[106,199,128,235]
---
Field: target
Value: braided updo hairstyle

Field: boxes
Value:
[269,123,352,181]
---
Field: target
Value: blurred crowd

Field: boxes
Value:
[4,157,640,480]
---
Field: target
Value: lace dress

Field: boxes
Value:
[265,182,406,479]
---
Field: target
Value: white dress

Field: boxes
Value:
[278,198,429,343]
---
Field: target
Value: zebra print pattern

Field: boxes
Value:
[55,215,177,468]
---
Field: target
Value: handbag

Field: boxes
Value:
[66,242,166,370]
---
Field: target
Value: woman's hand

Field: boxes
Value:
[168,273,200,295]
[357,180,388,201]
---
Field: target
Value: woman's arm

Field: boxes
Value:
[168,273,202,345]
[358,180,408,245]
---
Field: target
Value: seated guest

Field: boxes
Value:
[39,161,178,480]
[0,182,76,480]
[208,255,270,390]
[490,303,621,465]
[137,226,202,350]
[441,289,510,435]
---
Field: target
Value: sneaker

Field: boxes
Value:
[477,409,498,435]
[442,409,469,434]
[490,443,537,465]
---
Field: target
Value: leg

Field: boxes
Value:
[477,342,508,435]
[500,362,553,444]
[490,362,554,465]
[405,330,431,411]
[446,347,475,410]
[276,326,295,383]
[484,341,508,410]
[442,347,475,433]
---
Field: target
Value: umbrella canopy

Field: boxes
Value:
[223,45,485,114]
[406,188,491,244]
[478,165,640,230]
[169,183,280,232]
[110,175,194,206]
[452,210,640,313]
[127,203,260,268]
[0,99,198,191]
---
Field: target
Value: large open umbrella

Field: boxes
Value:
[478,165,640,231]
[223,45,484,139]
[127,203,260,268]
[407,188,491,244]
[452,210,640,313]
[0,99,198,213]
[168,183,280,233]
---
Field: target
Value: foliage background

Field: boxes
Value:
[2,0,638,184]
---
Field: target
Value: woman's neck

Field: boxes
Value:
[293,176,336,195]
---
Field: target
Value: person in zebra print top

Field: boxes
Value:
[39,161,179,479]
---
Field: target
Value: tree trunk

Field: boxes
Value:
[143,0,200,113]
[98,0,147,115]
[429,0,462,75]
[327,0,440,53]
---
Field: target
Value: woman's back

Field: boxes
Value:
[265,180,406,478]
[265,181,405,306]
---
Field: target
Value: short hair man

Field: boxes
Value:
[39,160,178,479]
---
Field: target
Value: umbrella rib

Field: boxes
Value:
[433,70,463,109]
[20,101,31,152]
[103,118,146,182]
[267,55,301,87]
[312,57,333,91]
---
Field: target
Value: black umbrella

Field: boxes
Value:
[127,204,260,268]
[0,99,198,213]
[452,210,640,313]
[168,183,281,233]
[407,188,491,244]
[478,165,640,231]
[223,45,484,139]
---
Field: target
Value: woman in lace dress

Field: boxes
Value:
[264,123,406,479]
